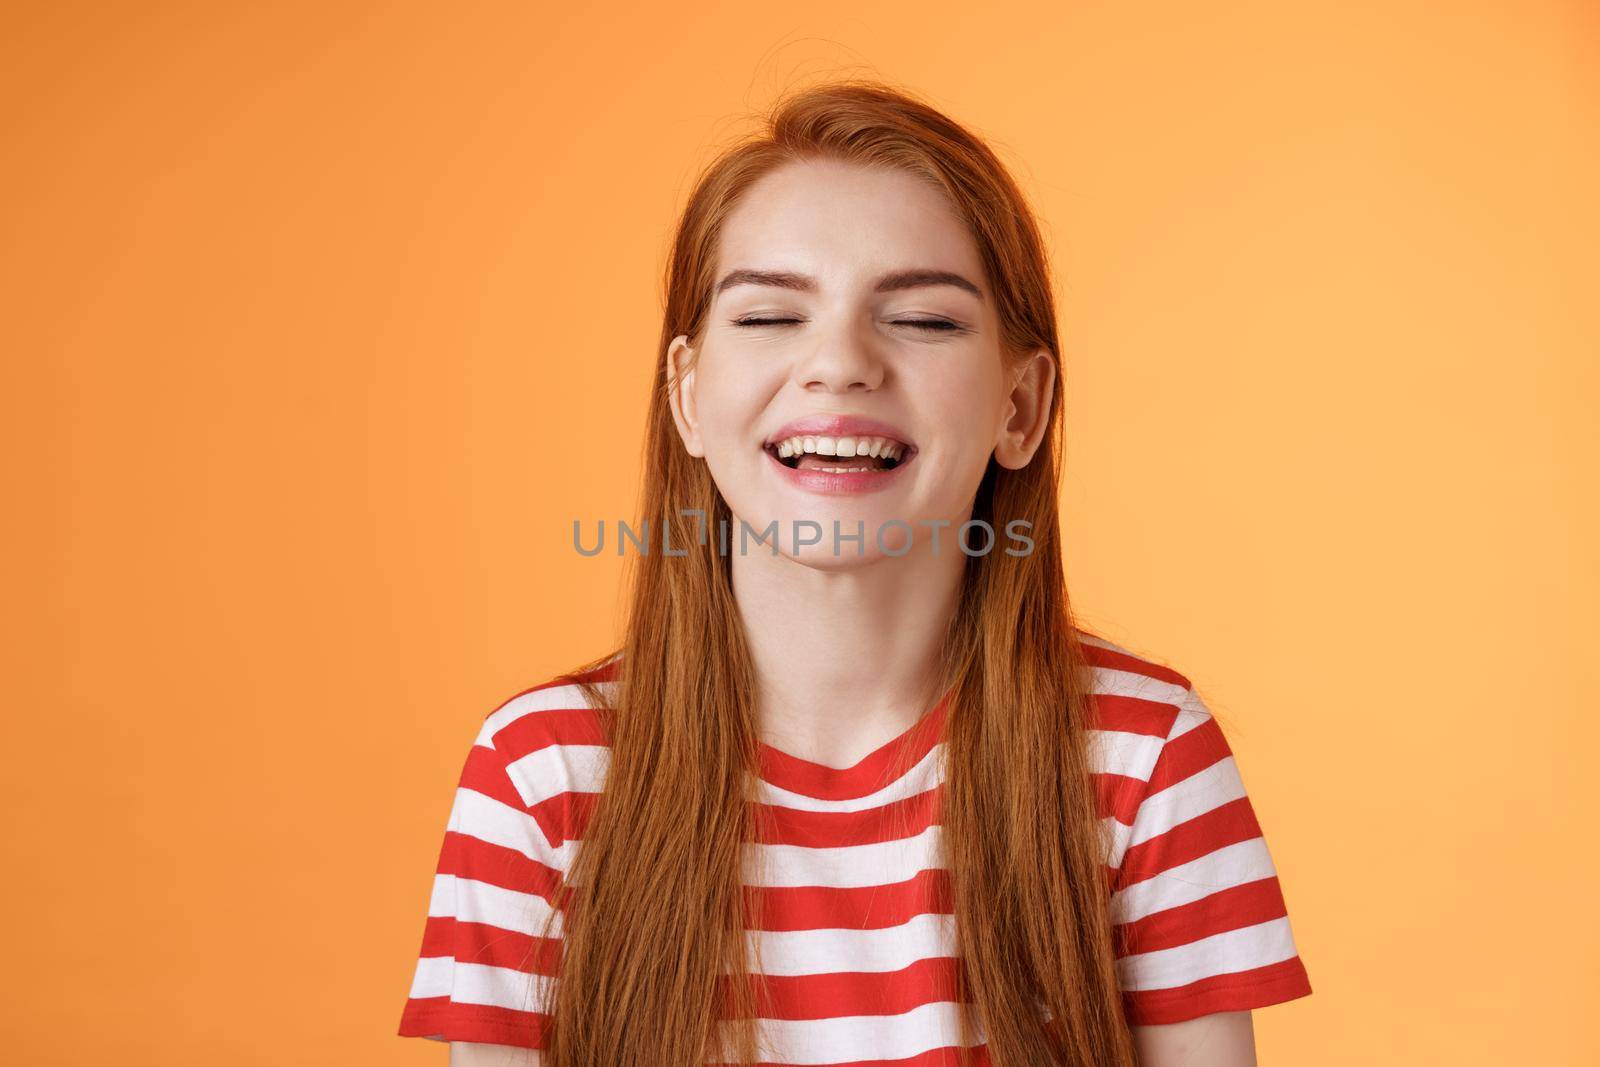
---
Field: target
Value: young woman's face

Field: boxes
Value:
[667,157,1053,568]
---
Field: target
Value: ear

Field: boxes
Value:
[993,347,1056,470]
[665,334,705,458]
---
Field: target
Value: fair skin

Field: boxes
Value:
[669,157,1038,760]
[450,157,1256,1065]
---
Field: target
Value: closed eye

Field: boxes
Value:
[731,317,965,333]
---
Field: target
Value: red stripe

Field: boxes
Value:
[437,829,564,903]
[444,837,958,932]
[417,915,563,974]
[1087,693,1179,737]
[1122,956,1312,1025]
[456,744,527,807]
[745,869,953,931]
[1114,796,1263,889]
[1093,771,1147,825]
[1078,642,1191,689]
[398,997,549,1048]
[752,788,942,847]
[726,957,965,1021]
[1115,877,1291,956]
[1145,716,1230,793]
[758,691,951,800]
[529,789,598,847]
[492,705,610,759]
[456,743,572,853]
[569,657,622,684]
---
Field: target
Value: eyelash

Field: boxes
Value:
[732,316,965,333]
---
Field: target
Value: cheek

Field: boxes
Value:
[692,363,762,452]
[925,368,1008,449]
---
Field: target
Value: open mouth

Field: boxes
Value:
[763,434,915,474]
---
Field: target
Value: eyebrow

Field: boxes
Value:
[714,267,985,301]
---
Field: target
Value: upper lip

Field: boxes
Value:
[762,415,915,450]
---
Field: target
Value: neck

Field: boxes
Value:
[728,527,966,768]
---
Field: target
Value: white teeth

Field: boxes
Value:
[769,434,911,468]
[777,435,906,456]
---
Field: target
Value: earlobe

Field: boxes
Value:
[665,334,705,458]
[993,347,1056,470]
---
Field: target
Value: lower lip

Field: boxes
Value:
[764,447,914,495]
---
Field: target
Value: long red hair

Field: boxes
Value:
[537,79,1136,1067]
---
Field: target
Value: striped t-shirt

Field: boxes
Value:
[398,632,1312,1061]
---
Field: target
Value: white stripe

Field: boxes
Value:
[408,953,456,998]
[1075,631,1125,653]
[426,870,456,916]
[503,743,609,809]
[728,1000,982,1065]
[407,956,554,1015]
[1116,916,1299,991]
[450,786,572,869]
[558,814,949,893]
[1127,756,1248,849]
[1088,728,1165,785]
[1110,837,1277,924]
[477,681,604,746]
[1086,664,1190,708]
[428,872,563,937]
[1100,814,1136,870]
[1168,685,1213,741]
[748,825,944,889]
[747,912,956,977]
[754,747,945,812]
[505,738,943,814]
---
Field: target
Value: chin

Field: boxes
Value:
[780,543,903,571]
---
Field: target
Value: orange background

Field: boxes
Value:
[3,2,1595,1064]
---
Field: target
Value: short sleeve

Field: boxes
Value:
[1109,683,1312,1025]
[397,724,565,1052]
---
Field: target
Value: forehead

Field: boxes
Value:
[715,158,985,287]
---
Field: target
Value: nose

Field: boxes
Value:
[792,326,885,393]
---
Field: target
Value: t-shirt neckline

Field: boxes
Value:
[755,687,953,801]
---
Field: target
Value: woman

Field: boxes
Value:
[399,80,1311,1066]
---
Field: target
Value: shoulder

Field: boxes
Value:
[466,654,620,843]
[1074,628,1237,833]
[474,654,620,761]
[1075,627,1201,744]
